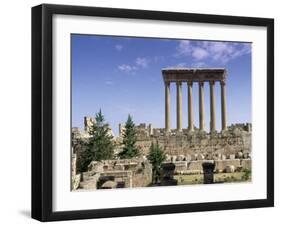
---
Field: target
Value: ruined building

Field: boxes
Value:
[72,68,252,190]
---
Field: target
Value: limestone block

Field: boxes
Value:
[228,154,236,160]
[215,159,240,172]
[172,155,177,162]
[174,161,187,171]
[197,154,205,160]
[191,154,198,161]
[79,175,98,190]
[114,164,125,171]
[101,180,117,189]
[72,174,81,190]
[142,155,147,161]
[241,159,251,170]
[225,165,235,173]
[236,151,243,159]
[177,155,185,161]
[165,154,171,161]
[88,161,104,173]
[213,153,222,160]
[187,160,203,171]
[185,154,192,162]
[184,170,201,175]
[215,168,223,173]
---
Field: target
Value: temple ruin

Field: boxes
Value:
[162,68,227,132]
[72,67,252,190]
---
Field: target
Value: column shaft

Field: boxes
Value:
[221,81,227,131]
[187,82,194,132]
[199,81,205,131]
[176,82,182,131]
[209,81,216,132]
[165,82,170,132]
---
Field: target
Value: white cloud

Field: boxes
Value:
[192,47,209,60]
[191,61,207,68]
[115,44,123,51]
[176,40,192,56]
[136,57,149,68]
[174,62,187,68]
[170,61,207,69]
[118,57,150,75]
[118,64,137,74]
[176,40,251,65]
[153,55,165,63]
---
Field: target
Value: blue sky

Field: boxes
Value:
[72,34,252,136]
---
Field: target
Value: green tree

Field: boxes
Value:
[242,168,251,181]
[75,139,91,173]
[147,142,166,184]
[81,110,115,171]
[118,114,139,159]
[90,109,115,161]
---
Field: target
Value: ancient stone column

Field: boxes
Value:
[209,81,216,132]
[176,81,182,131]
[221,80,227,131]
[199,81,205,131]
[165,81,171,132]
[187,81,194,132]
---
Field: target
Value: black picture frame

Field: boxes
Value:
[32,3,274,222]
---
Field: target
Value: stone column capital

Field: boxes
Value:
[199,81,205,86]
[220,80,226,86]
[176,81,182,86]
[187,81,193,86]
[209,80,215,85]
[165,81,170,86]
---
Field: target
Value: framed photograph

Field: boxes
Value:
[32,4,274,221]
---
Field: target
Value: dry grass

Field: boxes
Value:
[174,172,251,185]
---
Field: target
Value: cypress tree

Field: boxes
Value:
[118,114,139,159]
[81,109,115,170]
[147,142,166,184]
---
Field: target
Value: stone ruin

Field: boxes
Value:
[160,163,178,186]
[78,158,152,190]
[71,68,252,190]
[72,117,252,190]
[117,122,251,156]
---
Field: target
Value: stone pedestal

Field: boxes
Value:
[202,161,215,184]
[160,163,178,186]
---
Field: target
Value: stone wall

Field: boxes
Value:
[134,124,251,158]
[73,121,251,160]
[171,158,251,174]
[78,159,152,190]
[71,153,81,190]
[72,122,252,190]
